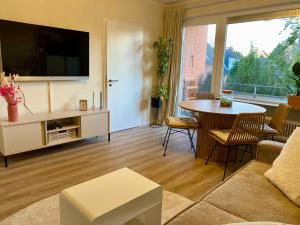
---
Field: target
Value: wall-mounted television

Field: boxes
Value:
[0,19,89,81]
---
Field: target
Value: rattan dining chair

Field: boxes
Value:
[163,117,199,158]
[193,92,216,120]
[263,103,290,140]
[196,92,215,100]
[205,113,265,180]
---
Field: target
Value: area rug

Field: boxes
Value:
[0,190,193,225]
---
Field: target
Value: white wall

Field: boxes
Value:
[0,0,164,122]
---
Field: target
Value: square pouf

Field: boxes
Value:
[60,168,162,225]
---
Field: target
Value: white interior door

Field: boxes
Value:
[106,20,144,132]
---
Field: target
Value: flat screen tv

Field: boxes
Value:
[0,19,89,81]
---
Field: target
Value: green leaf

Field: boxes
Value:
[288,75,298,81]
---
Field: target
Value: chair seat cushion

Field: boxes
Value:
[226,222,290,225]
[167,117,199,129]
[263,124,278,135]
[210,129,231,143]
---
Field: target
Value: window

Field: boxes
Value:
[178,24,216,115]
[181,24,216,101]
[222,16,300,103]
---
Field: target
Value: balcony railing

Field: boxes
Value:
[223,82,289,101]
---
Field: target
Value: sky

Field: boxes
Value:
[205,18,299,56]
[207,24,216,46]
[226,18,294,56]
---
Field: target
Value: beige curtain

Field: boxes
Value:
[163,7,184,117]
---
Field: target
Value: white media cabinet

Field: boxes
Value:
[0,110,110,167]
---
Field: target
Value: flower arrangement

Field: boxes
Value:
[0,72,22,105]
[0,72,23,122]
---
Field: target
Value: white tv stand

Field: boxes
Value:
[0,110,110,167]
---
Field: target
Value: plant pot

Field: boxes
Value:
[288,95,300,110]
[150,97,163,127]
[151,97,162,108]
[7,104,18,122]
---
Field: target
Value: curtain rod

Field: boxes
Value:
[229,8,300,24]
[178,0,238,10]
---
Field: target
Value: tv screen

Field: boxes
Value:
[0,19,89,80]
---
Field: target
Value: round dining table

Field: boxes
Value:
[179,100,266,162]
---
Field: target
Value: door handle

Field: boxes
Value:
[108,79,119,83]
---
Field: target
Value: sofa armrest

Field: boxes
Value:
[256,140,285,164]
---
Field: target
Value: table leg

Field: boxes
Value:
[197,113,236,162]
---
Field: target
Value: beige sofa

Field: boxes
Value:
[165,141,300,225]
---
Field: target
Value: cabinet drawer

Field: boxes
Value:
[81,113,108,138]
[2,122,43,155]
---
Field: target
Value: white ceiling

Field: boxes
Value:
[154,0,189,4]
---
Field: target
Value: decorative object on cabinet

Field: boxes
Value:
[92,92,95,110]
[99,92,103,110]
[79,99,88,111]
[0,72,22,122]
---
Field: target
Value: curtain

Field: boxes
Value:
[163,7,184,117]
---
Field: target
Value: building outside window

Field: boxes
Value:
[181,24,216,101]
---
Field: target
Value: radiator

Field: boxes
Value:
[266,117,300,142]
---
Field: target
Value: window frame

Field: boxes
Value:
[182,17,224,98]
[183,7,300,105]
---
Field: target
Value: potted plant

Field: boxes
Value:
[0,72,22,122]
[288,62,300,109]
[151,37,173,124]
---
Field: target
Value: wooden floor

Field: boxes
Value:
[0,126,250,221]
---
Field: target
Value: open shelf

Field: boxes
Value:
[46,116,81,145]
[47,125,80,133]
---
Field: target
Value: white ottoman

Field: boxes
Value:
[60,168,162,225]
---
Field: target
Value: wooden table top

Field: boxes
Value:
[179,100,266,115]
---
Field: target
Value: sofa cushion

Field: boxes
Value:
[167,201,245,225]
[203,161,300,224]
[227,223,289,225]
[256,140,284,164]
[265,128,300,206]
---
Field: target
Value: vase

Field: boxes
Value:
[151,97,163,108]
[288,95,300,111]
[7,104,18,122]
[150,97,163,127]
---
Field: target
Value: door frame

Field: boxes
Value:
[102,18,108,110]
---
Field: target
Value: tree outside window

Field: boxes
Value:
[223,17,300,101]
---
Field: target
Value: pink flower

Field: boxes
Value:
[0,73,22,105]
